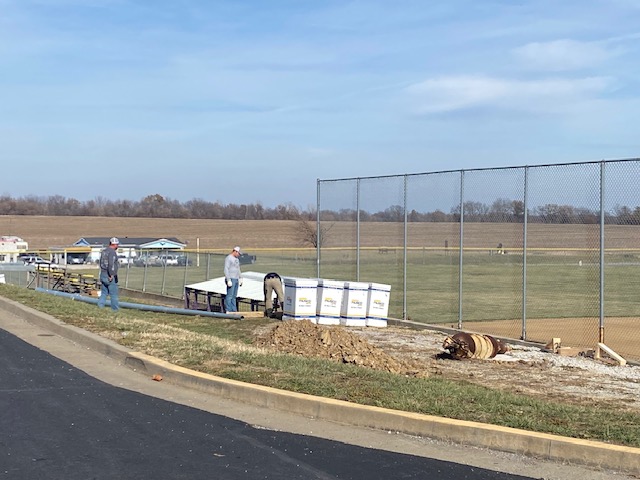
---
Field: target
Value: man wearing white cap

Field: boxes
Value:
[223,246,243,312]
[98,237,120,311]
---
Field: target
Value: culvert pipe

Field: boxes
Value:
[442,332,510,360]
[35,288,243,320]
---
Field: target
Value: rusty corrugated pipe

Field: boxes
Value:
[442,332,510,360]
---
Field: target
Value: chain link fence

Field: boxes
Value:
[318,159,640,361]
[115,249,317,302]
[1,159,639,360]
[0,249,318,313]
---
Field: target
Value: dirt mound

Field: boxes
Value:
[255,320,428,376]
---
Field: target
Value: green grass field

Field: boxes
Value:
[18,246,640,360]
[39,248,640,325]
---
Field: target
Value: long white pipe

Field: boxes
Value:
[35,288,243,320]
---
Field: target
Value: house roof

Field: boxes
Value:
[73,237,186,249]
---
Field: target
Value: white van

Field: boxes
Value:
[159,255,178,266]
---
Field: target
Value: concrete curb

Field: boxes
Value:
[1,295,639,475]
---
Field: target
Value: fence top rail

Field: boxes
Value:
[318,157,640,183]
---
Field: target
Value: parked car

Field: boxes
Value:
[22,255,47,265]
[22,256,60,269]
[133,255,147,267]
[133,255,162,267]
[159,255,179,266]
[118,255,133,265]
[239,253,257,265]
[176,254,192,266]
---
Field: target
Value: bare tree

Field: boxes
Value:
[296,216,334,248]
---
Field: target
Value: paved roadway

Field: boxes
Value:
[0,309,634,480]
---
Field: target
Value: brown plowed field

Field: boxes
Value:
[2,215,640,250]
[0,216,302,250]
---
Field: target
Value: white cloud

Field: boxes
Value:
[513,39,614,71]
[406,76,508,113]
[306,147,335,158]
[405,75,614,115]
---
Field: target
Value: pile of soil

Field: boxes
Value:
[255,320,429,376]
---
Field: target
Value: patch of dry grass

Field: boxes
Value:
[3,283,640,447]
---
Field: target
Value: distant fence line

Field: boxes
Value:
[317,159,640,361]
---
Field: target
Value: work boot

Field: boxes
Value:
[265,308,273,318]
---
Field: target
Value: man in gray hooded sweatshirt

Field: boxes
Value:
[98,237,120,311]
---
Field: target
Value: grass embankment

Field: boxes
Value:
[2,283,639,448]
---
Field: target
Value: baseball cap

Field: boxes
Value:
[233,246,241,253]
[110,237,120,245]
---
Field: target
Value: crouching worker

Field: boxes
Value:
[263,272,284,318]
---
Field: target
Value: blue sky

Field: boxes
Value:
[2,0,640,209]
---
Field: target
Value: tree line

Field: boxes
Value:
[320,200,640,225]
[0,194,310,220]
[2,194,640,225]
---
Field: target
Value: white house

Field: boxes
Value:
[72,236,186,263]
[0,236,29,263]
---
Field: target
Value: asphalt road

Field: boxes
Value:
[0,308,634,480]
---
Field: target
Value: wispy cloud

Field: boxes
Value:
[405,75,614,114]
[512,39,615,71]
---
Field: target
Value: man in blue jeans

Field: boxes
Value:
[98,237,120,311]
[223,246,243,312]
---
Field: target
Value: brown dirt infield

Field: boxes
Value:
[467,317,637,362]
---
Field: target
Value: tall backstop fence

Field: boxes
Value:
[317,159,640,361]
